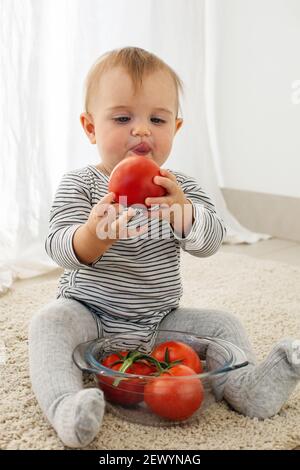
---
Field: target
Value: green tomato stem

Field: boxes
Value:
[110,349,183,387]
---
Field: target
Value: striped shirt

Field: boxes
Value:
[45,164,226,351]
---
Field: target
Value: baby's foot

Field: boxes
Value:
[224,338,300,419]
[49,388,105,448]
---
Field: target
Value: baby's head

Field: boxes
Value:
[80,47,184,175]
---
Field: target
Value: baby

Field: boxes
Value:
[28,47,300,448]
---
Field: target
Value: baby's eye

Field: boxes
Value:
[151,117,166,124]
[114,116,131,123]
[113,116,166,124]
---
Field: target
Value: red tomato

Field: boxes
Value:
[101,351,128,368]
[97,355,156,406]
[144,364,204,421]
[151,341,203,374]
[108,156,166,207]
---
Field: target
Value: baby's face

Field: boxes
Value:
[80,66,183,175]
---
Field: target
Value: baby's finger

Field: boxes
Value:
[99,191,116,204]
[95,206,135,240]
[94,192,116,216]
[95,201,125,220]
[118,206,137,226]
[145,196,173,207]
[147,204,170,220]
[113,202,127,214]
[112,207,137,239]
[159,168,178,183]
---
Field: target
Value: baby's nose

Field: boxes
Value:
[131,126,151,137]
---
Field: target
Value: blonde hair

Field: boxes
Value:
[83,46,184,117]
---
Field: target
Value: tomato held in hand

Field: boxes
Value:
[97,352,156,406]
[151,341,203,374]
[144,364,204,421]
[108,156,166,207]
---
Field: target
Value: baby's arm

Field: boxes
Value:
[146,169,226,258]
[45,171,139,269]
[73,191,137,265]
[172,172,227,257]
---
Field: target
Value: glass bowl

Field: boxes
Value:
[72,329,248,426]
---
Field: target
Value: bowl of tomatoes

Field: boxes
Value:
[72,329,248,425]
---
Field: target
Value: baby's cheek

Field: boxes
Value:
[97,138,122,164]
[160,139,173,156]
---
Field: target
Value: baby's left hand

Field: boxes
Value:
[145,169,194,237]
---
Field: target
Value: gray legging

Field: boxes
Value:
[28,297,300,434]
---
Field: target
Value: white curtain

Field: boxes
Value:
[0,0,270,295]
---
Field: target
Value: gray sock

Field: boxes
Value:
[223,338,300,419]
[28,298,105,448]
[160,307,300,419]
[49,388,105,447]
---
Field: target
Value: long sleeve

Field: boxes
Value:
[47,165,226,322]
[169,171,227,257]
[45,170,93,270]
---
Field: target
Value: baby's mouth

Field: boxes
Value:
[131,143,152,155]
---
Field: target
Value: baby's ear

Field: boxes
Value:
[80,112,96,144]
[175,118,183,134]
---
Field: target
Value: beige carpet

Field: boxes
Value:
[1,251,300,450]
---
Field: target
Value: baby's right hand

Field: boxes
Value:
[85,192,148,241]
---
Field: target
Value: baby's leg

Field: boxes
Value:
[28,298,105,448]
[160,308,300,419]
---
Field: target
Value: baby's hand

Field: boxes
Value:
[85,192,148,241]
[145,169,194,237]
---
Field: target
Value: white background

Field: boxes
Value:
[210,0,300,197]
